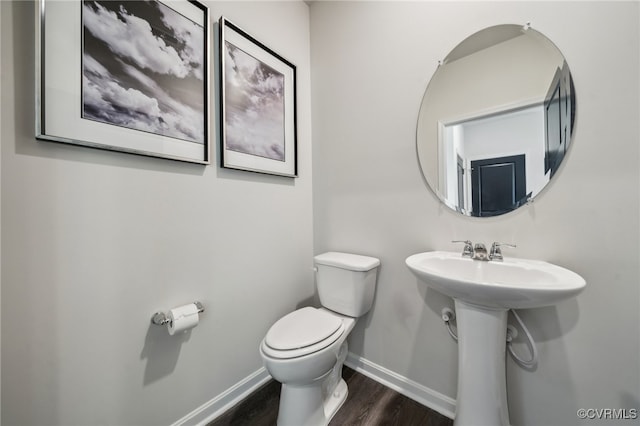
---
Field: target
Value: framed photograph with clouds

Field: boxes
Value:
[220,18,297,177]
[36,0,210,164]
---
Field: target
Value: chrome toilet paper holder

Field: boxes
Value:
[151,301,204,326]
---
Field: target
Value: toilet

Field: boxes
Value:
[259,252,380,426]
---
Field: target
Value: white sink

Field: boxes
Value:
[406,251,585,426]
[406,251,585,309]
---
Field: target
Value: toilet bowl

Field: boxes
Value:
[260,308,355,425]
[259,252,380,426]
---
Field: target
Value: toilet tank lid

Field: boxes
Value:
[314,252,380,271]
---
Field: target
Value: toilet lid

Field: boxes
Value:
[265,307,342,350]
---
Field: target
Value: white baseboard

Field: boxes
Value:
[344,353,456,420]
[173,353,455,425]
[171,367,272,426]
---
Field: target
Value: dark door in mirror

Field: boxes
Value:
[456,155,465,210]
[471,154,526,217]
[545,61,575,177]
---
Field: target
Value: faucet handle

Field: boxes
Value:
[489,242,516,261]
[452,240,473,257]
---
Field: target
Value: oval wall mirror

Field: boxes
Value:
[416,24,576,217]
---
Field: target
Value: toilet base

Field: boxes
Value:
[324,378,348,423]
[276,377,348,426]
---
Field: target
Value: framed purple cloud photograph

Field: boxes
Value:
[36,0,210,164]
[220,17,297,177]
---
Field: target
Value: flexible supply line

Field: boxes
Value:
[441,307,538,368]
[441,308,458,341]
[507,309,538,367]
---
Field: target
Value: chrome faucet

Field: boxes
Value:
[452,240,473,258]
[472,243,488,261]
[489,242,516,261]
[453,240,515,261]
[453,240,488,260]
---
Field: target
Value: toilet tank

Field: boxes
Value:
[314,252,380,317]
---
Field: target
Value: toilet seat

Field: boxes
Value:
[262,307,345,359]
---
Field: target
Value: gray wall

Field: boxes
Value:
[310,1,639,426]
[1,1,313,425]
[2,1,639,426]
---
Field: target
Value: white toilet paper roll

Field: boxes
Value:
[167,303,199,335]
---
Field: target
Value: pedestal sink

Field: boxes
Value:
[405,251,586,426]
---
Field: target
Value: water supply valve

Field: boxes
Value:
[441,307,455,322]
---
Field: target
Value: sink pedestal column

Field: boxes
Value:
[454,299,510,426]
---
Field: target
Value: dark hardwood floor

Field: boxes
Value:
[209,366,453,426]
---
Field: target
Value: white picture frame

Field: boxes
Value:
[36,0,210,164]
[220,17,297,177]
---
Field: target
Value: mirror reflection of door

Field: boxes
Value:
[545,61,575,177]
[441,105,546,216]
[471,154,526,217]
[456,155,465,211]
